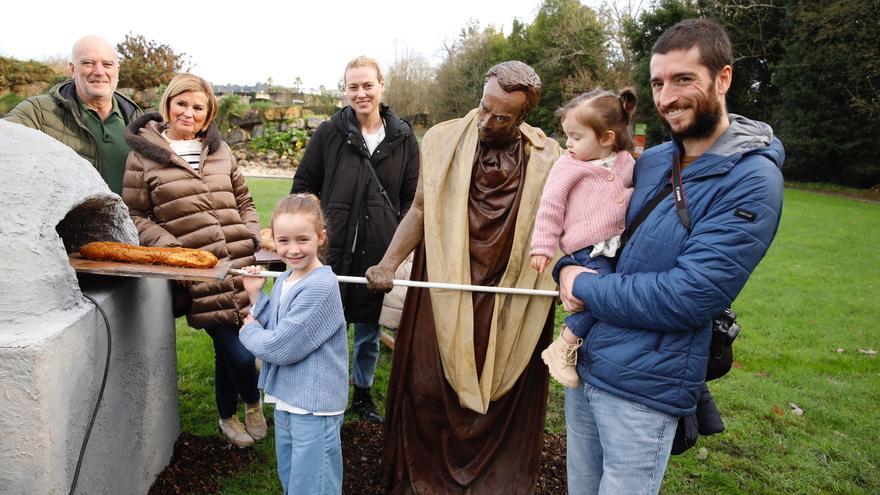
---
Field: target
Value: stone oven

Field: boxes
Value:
[0,121,179,493]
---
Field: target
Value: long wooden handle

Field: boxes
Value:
[228,269,559,297]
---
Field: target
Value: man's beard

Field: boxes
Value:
[662,85,723,142]
[478,126,521,148]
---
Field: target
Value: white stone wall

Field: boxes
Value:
[0,120,138,326]
[0,278,179,494]
[0,121,179,494]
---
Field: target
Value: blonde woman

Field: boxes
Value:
[122,73,266,448]
[291,56,420,423]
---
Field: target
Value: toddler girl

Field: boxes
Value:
[530,88,637,388]
[239,193,348,495]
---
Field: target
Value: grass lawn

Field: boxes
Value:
[173,179,878,493]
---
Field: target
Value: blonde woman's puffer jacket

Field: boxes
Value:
[122,113,260,329]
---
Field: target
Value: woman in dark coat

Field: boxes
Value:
[291,56,420,423]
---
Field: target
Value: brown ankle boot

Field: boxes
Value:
[244,401,267,440]
[219,416,254,448]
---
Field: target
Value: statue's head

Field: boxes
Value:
[477,61,542,147]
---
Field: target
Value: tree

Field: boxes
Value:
[506,0,610,131]
[622,0,702,146]
[597,0,646,89]
[773,0,880,186]
[702,0,788,131]
[624,0,790,147]
[385,49,436,121]
[431,22,512,123]
[116,33,190,91]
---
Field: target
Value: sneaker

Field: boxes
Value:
[219,416,254,448]
[541,331,583,389]
[244,401,268,440]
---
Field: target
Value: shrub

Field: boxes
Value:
[217,94,249,131]
[0,93,25,116]
[116,33,189,91]
[250,128,309,157]
[0,56,62,92]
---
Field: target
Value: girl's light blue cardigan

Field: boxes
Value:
[239,265,349,413]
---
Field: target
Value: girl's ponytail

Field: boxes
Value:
[619,88,637,124]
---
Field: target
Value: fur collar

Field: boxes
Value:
[125,112,222,165]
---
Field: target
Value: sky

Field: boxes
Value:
[0,0,554,91]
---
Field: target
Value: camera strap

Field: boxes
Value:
[620,184,672,249]
[620,140,692,250]
[671,141,692,232]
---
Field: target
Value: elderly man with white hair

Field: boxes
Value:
[4,35,142,194]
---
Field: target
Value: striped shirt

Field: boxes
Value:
[163,131,202,170]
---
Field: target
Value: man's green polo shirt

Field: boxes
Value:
[78,97,130,194]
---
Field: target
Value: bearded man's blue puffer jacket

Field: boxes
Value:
[567,114,784,416]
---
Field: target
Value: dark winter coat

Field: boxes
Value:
[3,80,142,169]
[569,114,785,416]
[291,105,420,322]
[123,113,261,329]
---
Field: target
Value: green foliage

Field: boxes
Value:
[621,0,879,186]
[509,0,610,131]
[303,86,339,117]
[430,0,611,131]
[431,22,512,123]
[705,1,788,127]
[116,33,190,91]
[249,128,308,156]
[217,94,249,131]
[0,56,62,92]
[773,0,880,187]
[0,93,25,116]
[249,100,277,113]
[622,0,700,147]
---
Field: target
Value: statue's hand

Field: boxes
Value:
[366,264,395,293]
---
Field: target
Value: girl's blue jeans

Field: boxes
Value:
[274,410,343,495]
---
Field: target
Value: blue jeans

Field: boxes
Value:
[560,248,613,339]
[274,410,343,495]
[351,322,381,388]
[565,383,677,495]
[205,325,259,419]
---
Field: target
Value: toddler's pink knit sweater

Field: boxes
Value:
[530,151,635,258]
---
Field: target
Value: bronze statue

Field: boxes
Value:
[366,60,562,494]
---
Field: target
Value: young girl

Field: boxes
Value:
[239,194,348,495]
[530,88,637,389]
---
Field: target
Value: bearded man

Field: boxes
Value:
[556,18,785,495]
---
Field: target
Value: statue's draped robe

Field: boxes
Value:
[382,134,556,494]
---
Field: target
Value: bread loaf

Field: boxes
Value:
[79,242,219,269]
[260,228,275,251]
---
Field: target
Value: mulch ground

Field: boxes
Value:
[149,432,256,494]
[150,420,567,494]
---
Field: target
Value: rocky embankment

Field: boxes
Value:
[232,144,296,178]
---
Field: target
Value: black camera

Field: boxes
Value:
[710,307,740,358]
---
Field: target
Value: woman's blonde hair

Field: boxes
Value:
[159,73,218,135]
[344,55,384,85]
